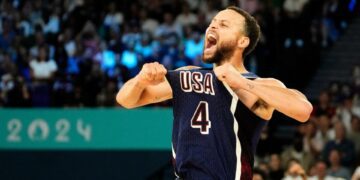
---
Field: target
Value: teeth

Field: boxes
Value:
[208,34,216,41]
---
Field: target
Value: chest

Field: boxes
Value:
[179,71,215,95]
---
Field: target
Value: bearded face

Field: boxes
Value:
[202,38,237,64]
[201,9,251,65]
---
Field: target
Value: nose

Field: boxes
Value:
[206,23,216,34]
[208,19,220,29]
[208,22,218,29]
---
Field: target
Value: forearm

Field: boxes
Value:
[237,79,312,122]
[116,77,146,109]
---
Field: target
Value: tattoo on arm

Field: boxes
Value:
[247,83,255,90]
[154,96,161,101]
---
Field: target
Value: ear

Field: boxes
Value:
[237,36,250,49]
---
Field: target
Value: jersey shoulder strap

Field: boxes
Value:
[241,72,259,80]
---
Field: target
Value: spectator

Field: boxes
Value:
[308,160,337,180]
[103,2,124,32]
[301,121,319,169]
[268,153,285,180]
[16,10,33,37]
[312,91,336,117]
[0,18,16,52]
[0,74,30,107]
[175,3,198,28]
[0,52,17,77]
[29,45,57,106]
[253,168,268,180]
[281,135,312,172]
[348,115,360,163]
[326,149,351,179]
[353,65,360,107]
[282,159,307,180]
[29,30,55,60]
[138,9,159,38]
[43,7,61,35]
[77,21,101,61]
[352,166,360,180]
[154,12,182,47]
[322,121,356,167]
[328,81,341,104]
[336,97,360,133]
[121,23,141,49]
[60,28,77,58]
[257,160,270,177]
[315,114,335,144]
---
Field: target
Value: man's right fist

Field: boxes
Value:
[136,62,167,86]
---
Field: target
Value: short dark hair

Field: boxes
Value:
[253,168,267,180]
[226,6,261,57]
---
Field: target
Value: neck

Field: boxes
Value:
[331,164,340,170]
[215,54,248,73]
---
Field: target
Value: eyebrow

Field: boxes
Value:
[212,18,230,24]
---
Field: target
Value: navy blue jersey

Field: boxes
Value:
[166,68,268,180]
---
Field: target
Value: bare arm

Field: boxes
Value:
[243,78,312,122]
[215,63,313,122]
[116,62,172,109]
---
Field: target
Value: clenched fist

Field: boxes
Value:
[214,63,245,89]
[136,62,167,86]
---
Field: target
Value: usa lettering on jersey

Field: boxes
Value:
[179,71,215,95]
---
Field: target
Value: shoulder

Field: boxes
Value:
[175,66,202,71]
[47,59,57,66]
[48,59,56,63]
[29,60,38,66]
[254,77,286,88]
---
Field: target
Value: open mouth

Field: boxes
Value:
[205,33,218,53]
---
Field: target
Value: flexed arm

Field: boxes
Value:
[116,62,172,109]
[214,63,313,122]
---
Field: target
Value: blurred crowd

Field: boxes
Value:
[253,65,360,179]
[0,0,358,107]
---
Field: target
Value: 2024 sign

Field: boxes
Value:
[7,118,91,143]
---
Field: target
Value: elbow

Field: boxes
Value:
[296,102,313,123]
[116,92,135,109]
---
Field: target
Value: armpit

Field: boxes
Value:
[251,100,268,111]
[251,99,274,120]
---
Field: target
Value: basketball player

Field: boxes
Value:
[116,6,313,180]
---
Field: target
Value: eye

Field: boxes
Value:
[220,22,228,27]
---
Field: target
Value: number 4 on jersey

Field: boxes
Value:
[191,101,211,134]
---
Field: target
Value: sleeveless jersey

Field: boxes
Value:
[166,68,268,180]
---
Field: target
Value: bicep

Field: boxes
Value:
[256,78,307,99]
[245,78,283,120]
